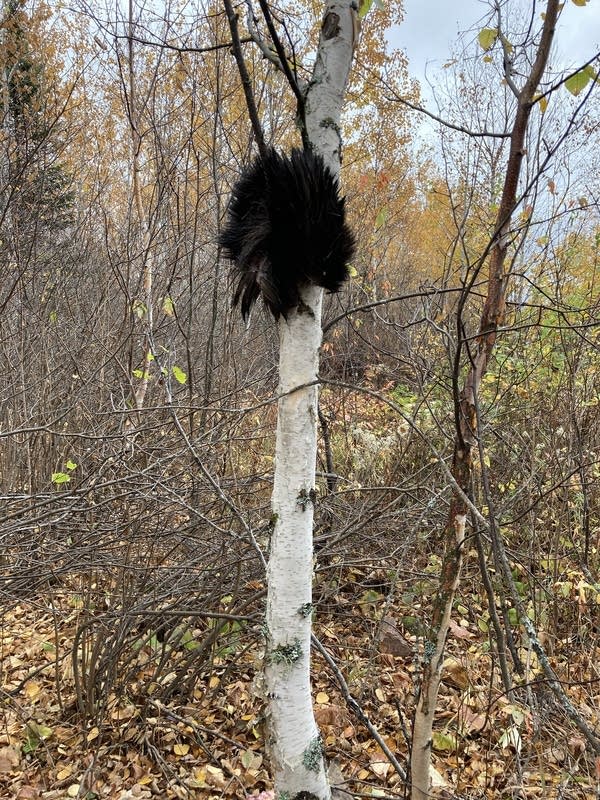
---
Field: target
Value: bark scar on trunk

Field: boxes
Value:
[322,12,340,39]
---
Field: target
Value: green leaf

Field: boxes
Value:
[565,68,592,96]
[132,299,147,319]
[172,365,187,385]
[49,310,58,324]
[132,369,150,380]
[23,737,39,754]
[348,264,358,278]
[359,0,373,18]
[65,460,77,471]
[432,731,458,752]
[359,0,384,19]
[375,206,388,228]
[478,27,498,51]
[52,472,71,485]
[359,589,381,604]
[26,721,53,741]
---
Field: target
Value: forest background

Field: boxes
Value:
[1,1,599,798]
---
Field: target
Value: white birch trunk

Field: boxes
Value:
[264,5,357,798]
[265,285,328,799]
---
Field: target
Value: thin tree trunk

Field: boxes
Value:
[265,285,328,798]
[263,3,357,797]
[124,0,154,434]
[410,4,560,798]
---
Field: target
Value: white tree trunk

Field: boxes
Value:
[264,4,357,798]
[265,285,328,799]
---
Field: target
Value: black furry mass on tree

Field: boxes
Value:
[219,148,356,320]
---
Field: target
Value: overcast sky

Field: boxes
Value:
[393,0,600,91]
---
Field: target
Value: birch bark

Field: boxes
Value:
[264,4,357,798]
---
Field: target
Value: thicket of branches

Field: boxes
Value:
[1,1,599,797]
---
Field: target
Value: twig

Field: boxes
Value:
[312,633,407,781]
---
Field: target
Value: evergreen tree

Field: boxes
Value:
[1,0,74,239]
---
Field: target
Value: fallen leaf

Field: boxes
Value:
[15,788,40,799]
[460,707,486,734]
[379,616,413,657]
[449,618,473,639]
[568,735,586,756]
[432,731,458,752]
[24,681,42,701]
[442,657,469,690]
[430,765,449,787]
[369,756,390,778]
[87,726,99,742]
[111,705,137,721]
[56,764,74,780]
[0,745,20,772]
[315,704,347,728]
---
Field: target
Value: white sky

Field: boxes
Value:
[393,0,600,93]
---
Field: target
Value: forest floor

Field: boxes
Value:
[1,575,599,800]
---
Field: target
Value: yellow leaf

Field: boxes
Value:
[209,675,220,689]
[174,743,190,756]
[162,295,174,316]
[375,687,385,702]
[24,681,41,700]
[57,765,74,781]
[193,766,207,784]
[316,692,329,704]
[86,727,99,742]
[67,785,80,797]
[565,68,592,96]
[478,27,498,51]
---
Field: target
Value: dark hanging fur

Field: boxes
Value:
[219,147,356,320]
